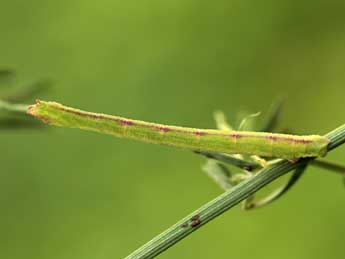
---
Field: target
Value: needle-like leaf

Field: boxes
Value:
[195,151,260,171]
[260,99,284,132]
[202,160,233,191]
[243,163,307,210]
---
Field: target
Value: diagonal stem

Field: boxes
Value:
[194,151,261,171]
[243,163,308,210]
[125,124,345,259]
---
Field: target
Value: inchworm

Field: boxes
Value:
[27,100,330,159]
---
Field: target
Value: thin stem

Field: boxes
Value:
[325,124,345,149]
[213,110,233,131]
[126,160,303,259]
[0,99,28,113]
[195,151,260,171]
[125,124,345,259]
[243,163,307,210]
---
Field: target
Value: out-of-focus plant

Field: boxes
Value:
[0,68,52,129]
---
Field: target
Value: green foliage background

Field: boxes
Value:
[1,1,345,258]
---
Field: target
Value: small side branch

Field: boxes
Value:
[0,100,28,113]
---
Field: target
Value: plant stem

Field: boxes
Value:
[0,99,28,113]
[242,163,307,210]
[125,124,345,259]
[195,151,260,171]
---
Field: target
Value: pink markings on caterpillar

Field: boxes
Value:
[282,137,312,144]
[119,119,133,126]
[154,126,169,134]
[294,139,312,144]
[266,135,312,144]
[194,130,206,137]
[266,135,278,141]
[230,133,242,139]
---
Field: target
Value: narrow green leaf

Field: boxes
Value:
[202,160,233,190]
[238,111,261,131]
[243,163,307,210]
[195,151,260,171]
[213,110,233,131]
[260,99,284,132]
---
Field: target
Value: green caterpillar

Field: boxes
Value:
[27,100,330,159]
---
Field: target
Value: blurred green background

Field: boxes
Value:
[1,0,345,258]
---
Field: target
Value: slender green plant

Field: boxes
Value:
[0,99,28,113]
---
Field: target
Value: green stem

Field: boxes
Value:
[243,163,307,210]
[0,99,28,113]
[195,151,261,171]
[125,124,345,259]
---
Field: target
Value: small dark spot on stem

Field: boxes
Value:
[181,223,189,228]
[190,214,201,227]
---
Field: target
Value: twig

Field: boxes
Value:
[243,163,307,210]
[195,151,260,171]
[0,99,28,113]
[125,124,345,259]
